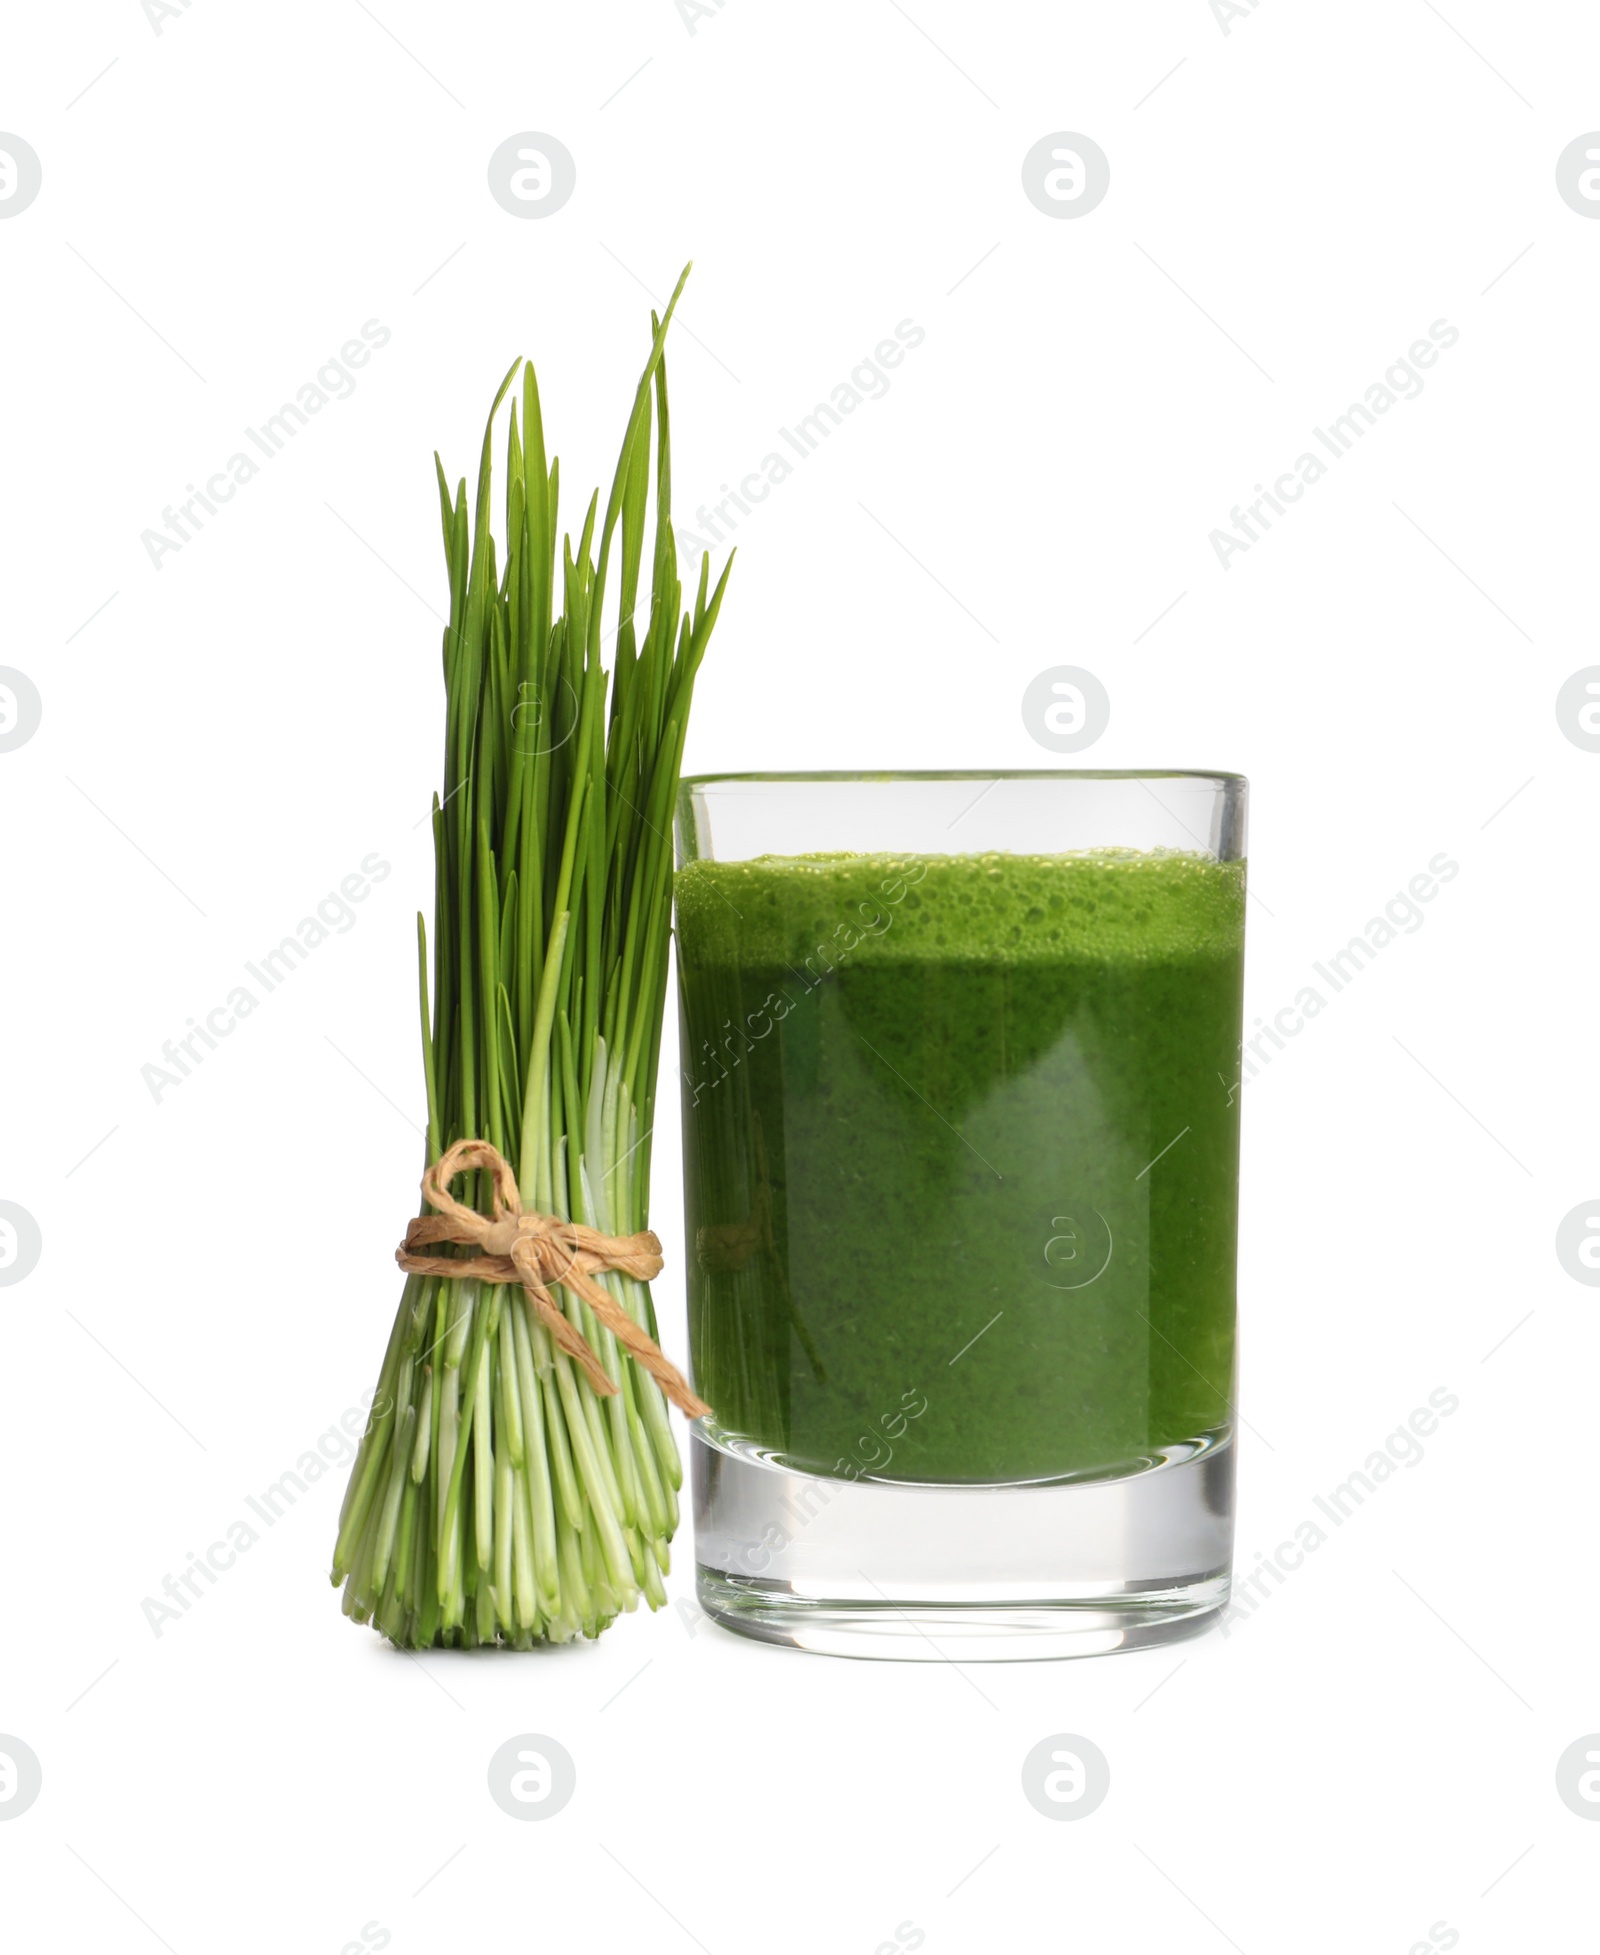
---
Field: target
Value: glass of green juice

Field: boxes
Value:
[673,772,1247,1659]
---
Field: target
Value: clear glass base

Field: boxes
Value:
[692,1426,1233,1662]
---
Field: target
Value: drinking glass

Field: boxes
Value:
[673,771,1247,1659]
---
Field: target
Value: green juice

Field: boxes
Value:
[674,849,1246,1485]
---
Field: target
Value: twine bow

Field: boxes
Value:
[396,1137,710,1419]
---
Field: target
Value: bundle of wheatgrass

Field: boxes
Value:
[331,266,732,1649]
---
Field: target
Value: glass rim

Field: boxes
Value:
[680,768,1248,788]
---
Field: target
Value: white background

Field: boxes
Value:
[3,1,1597,1948]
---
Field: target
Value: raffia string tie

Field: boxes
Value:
[396,1137,710,1420]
